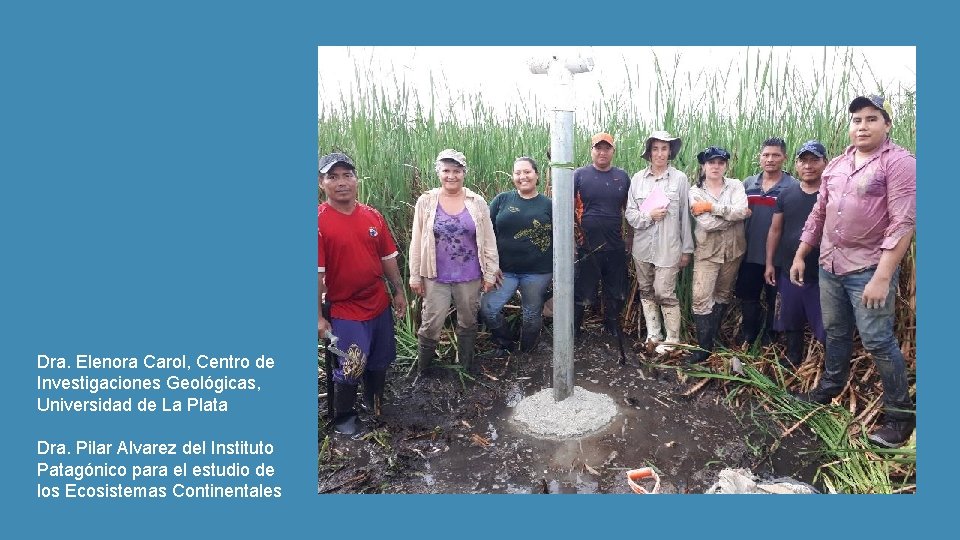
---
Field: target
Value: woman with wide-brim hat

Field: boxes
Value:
[625,130,694,355]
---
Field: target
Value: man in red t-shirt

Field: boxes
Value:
[318,152,406,435]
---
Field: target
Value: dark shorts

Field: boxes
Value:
[774,268,825,342]
[330,307,395,385]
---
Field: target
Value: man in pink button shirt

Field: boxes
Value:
[789,95,915,448]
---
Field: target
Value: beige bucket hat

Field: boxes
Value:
[642,130,682,161]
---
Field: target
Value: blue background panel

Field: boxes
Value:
[2,1,945,538]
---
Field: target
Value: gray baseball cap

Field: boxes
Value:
[436,148,467,167]
[319,152,355,174]
[795,140,827,159]
[849,94,891,121]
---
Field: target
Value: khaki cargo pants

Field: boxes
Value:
[691,256,742,315]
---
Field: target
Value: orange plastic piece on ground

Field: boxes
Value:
[626,467,661,494]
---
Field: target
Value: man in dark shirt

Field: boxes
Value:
[736,137,798,347]
[573,132,631,341]
[764,140,827,366]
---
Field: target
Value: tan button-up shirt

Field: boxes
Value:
[689,177,750,263]
[625,165,694,267]
[408,187,500,285]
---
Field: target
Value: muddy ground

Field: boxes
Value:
[318,325,825,494]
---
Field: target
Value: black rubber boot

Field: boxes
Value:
[519,324,541,353]
[485,323,514,358]
[332,383,359,435]
[762,297,778,346]
[713,303,729,347]
[457,329,478,372]
[414,336,438,384]
[793,384,839,405]
[573,304,586,339]
[784,330,805,367]
[740,300,761,346]
[361,369,387,416]
[603,298,625,338]
[686,312,716,365]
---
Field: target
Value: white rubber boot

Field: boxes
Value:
[640,299,663,345]
[656,305,683,354]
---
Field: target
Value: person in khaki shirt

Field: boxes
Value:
[625,130,693,353]
[687,146,751,364]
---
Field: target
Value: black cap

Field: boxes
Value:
[696,146,730,164]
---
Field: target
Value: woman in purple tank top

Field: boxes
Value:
[408,149,499,379]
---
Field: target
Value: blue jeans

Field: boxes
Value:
[819,266,913,419]
[480,272,552,332]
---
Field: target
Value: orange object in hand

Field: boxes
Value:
[691,201,713,215]
[626,467,661,494]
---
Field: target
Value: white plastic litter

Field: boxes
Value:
[705,468,818,494]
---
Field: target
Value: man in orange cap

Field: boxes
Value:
[573,132,632,346]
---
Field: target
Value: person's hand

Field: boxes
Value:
[482,279,496,293]
[789,259,805,285]
[392,291,407,319]
[744,208,752,218]
[494,270,504,289]
[764,264,776,286]
[861,275,891,310]
[410,281,425,297]
[318,315,331,338]
[679,253,691,269]
[691,201,713,216]
[650,207,668,222]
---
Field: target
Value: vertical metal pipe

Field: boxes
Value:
[551,109,575,401]
[529,56,593,402]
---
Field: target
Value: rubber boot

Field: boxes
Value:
[519,323,541,353]
[656,305,682,354]
[713,302,729,347]
[640,299,663,345]
[603,299,625,346]
[573,304,586,339]
[361,369,387,416]
[457,329,478,372]
[414,336,438,382]
[485,322,514,359]
[686,312,716,365]
[332,383,359,435]
[784,330,805,367]
[740,300,761,346]
[762,298,778,346]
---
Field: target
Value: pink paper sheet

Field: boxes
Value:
[638,184,669,213]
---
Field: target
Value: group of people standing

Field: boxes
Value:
[318,94,915,448]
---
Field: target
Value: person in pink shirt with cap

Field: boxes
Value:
[791,95,916,448]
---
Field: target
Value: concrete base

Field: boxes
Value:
[511,386,618,439]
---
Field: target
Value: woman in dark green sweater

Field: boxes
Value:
[480,157,554,358]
